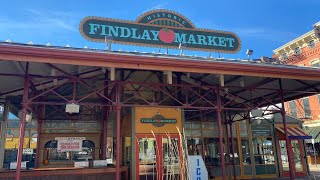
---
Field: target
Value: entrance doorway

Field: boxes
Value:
[135,134,182,180]
[278,139,306,176]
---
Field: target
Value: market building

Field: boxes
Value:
[273,21,320,166]
[0,9,319,180]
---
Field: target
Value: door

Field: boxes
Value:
[278,139,306,176]
[136,134,182,180]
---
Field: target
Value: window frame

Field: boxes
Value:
[289,101,297,117]
[309,40,315,48]
[294,47,301,55]
[311,60,320,68]
[282,53,288,60]
[302,97,312,118]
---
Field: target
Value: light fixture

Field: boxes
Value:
[179,43,186,56]
[208,52,213,59]
[105,35,113,50]
[246,49,253,60]
[65,103,80,114]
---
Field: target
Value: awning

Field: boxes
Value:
[304,127,320,143]
[276,127,312,139]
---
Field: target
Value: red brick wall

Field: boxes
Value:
[275,41,320,121]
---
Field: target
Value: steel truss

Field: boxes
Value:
[3,66,311,180]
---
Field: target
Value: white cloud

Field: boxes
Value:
[0,8,79,33]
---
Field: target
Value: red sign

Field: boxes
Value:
[57,139,82,152]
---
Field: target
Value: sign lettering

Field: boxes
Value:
[252,125,271,137]
[80,10,241,53]
[187,155,208,180]
[141,113,177,127]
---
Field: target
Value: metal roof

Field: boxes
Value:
[0,41,319,107]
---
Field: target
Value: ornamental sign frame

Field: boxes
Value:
[80,9,241,53]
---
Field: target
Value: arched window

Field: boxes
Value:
[311,60,320,67]
[282,53,288,60]
[309,40,315,48]
[43,140,95,164]
[295,47,301,54]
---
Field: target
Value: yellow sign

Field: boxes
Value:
[135,107,182,134]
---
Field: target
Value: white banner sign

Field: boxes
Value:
[23,148,34,155]
[187,155,208,180]
[10,161,27,170]
[57,139,82,152]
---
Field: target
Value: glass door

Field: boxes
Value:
[279,140,289,173]
[137,136,158,180]
[291,140,304,173]
[278,139,306,176]
[136,134,181,180]
[161,136,181,180]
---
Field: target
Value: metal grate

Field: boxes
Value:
[151,19,182,28]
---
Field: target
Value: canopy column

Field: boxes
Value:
[15,62,30,180]
[115,81,121,180]
[279,79,295,180]
[217,87,226,180]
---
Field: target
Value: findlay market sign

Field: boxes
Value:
[80,10,241,53]
[141,113,177,127]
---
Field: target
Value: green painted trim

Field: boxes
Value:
[248,123,256,178]
[131,107,136,179]
[271,119,281,177]
[0,100,9,168]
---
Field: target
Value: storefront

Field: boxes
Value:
[0,9,319,180]
[304,125,320,165]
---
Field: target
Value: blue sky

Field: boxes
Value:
[0,0,319,59]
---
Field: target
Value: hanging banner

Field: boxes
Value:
[57,138,84,152]
[187,155,208,180]
[80,9,241,53]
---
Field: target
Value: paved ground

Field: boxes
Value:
[259,165,320,180]
[306,165,320,179]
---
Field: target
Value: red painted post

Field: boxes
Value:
[115,81,121,180]
[16,62,30,180]
[216,87,226,180]
[279,79,294,180]
[228,112,237,180]
[102,71,109,160]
